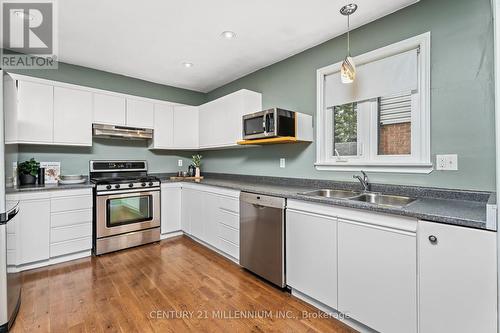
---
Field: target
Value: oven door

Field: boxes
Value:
[96,189,160,238]
[243,111,266,140]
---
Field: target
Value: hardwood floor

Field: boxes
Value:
[10,236,356,333]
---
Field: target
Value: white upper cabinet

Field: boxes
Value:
[4,74,261,150]
[173,105,199,149]
[93,93,126,125]
[151,103,174,149]
[418,221,497,333]
[5,76,93,146]
[53,87,92,146]
[126,98,154,128]
[199,89,262,148]
[4,75,19,144]
[17,80,54,143]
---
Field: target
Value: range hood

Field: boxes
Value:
[92,124,153,140]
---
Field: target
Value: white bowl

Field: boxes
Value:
[59,174,84,181]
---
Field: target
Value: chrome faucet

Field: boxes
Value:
[353,171,370,192]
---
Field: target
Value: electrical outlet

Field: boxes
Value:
[178,159,183,167]
[436,154,458,171]
[280,158,286,168]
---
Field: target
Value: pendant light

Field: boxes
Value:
[340,3,358,84]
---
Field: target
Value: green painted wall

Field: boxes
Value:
[10,61,206,175]
[17,141,193,175]
[7,0,496,190]
[203,0,495,191]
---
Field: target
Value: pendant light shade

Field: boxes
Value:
[340,4,358,84]
[341,56,356,83]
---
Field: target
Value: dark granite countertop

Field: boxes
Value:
[6,172,493,231]
[155,173,494,231]
[5,180,94,194]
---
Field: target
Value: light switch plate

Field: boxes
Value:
[280,158,286,168]
[178,159,183,167]
[436,154,458,171]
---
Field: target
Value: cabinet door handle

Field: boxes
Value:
[428,235,438,244]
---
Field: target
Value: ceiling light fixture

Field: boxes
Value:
[182,62,194,68]
[14,10,34,20]
[340,3,358,84]
[221,31,236,39]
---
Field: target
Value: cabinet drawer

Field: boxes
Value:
[218,223,239,245]
[51,195,92,212]
[51,223,92,243]
[217,209,239,230]
[219,197,239,214]
[218,237,239,260]
[50,237,92,257]
[51,209,92,228]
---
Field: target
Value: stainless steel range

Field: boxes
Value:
[90,160,160,255]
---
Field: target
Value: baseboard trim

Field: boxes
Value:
[291,289,376,333]
[160,231,183,240]
[185,234,239,265]
[10,250,91,272]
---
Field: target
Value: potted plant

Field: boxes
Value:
[192,154,202,178]
[18,158,40,185]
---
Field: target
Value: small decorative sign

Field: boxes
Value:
[40,161,60,184]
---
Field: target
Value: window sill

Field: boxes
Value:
[314,162,434,174]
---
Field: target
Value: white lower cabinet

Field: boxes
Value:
[49,189,92,259]
[286,200,418,333]
[177,184,240,260]
[337,220,417,333]
[160,183,182,234]
[286,208,337,309]
[181,186,208,240]
[10,193,51,265]
[6,188,92,271]
[418,221,497,333]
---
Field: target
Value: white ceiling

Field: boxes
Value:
[58,0,418,92]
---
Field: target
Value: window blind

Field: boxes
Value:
[324,48,418,108]
[378,92,412,125]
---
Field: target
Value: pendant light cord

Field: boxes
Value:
[347,14,350,56]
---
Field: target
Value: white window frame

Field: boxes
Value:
[315,32,432,174]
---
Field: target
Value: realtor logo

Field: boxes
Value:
[1,1,58,68]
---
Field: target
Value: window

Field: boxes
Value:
[316,32,431,173]
[378,93,412,156]
[333,102,358,157]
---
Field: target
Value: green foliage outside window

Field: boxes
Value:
[334,103,357,143]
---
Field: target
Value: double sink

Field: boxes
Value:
[300,189,416,208]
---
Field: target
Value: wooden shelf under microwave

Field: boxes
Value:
[237,136,301,145]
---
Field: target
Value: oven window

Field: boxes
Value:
[106,195,152,227]
[244,117,265,135]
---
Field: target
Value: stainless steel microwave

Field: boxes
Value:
[242,108,295,140]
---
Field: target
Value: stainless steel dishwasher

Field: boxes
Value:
[240,192,286,288]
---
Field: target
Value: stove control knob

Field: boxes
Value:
[106,185,112,190]
[148,182,153,186]
[128,183,134,188]
[141,183,146,187]
[115,184,121,189]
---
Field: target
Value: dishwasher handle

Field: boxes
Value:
[240,192,285,209]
